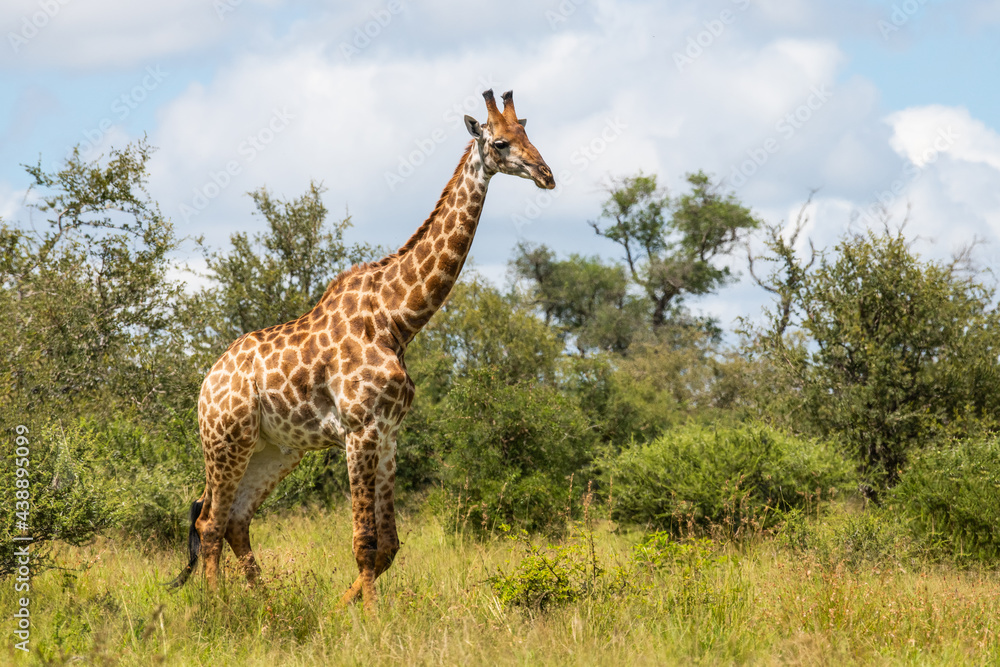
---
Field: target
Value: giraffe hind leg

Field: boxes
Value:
[224,440,305,586]
[197,434,259,590]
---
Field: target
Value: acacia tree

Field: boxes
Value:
[747,227,1000,489]
[200,181,380,344]
[511,243,645,354]
[1,139,187,411]
[0,140,194,576]
[592,171,760,328]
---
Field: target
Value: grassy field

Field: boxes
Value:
[4,502,1000,666]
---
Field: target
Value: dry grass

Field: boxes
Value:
[3,503,999,666]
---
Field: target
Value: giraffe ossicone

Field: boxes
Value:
[169,89,554,610]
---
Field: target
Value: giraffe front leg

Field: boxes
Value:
[373,436,399,578]
[340,427,380,610]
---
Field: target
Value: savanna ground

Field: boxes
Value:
[4,500,999,666]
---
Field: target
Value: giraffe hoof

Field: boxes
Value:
[337,578,364,610]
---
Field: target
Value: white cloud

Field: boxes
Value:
[4,0,1000,334]
[0,183,26,223]
[1,0,275,69]
[888,105,1000,170]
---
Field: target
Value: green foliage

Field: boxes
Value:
[489,536,597,609]
[1,141,191,418]
[200,181,380,346]
[408,277,562,388]
[397,277,566,495]
[561,329,741,450]
[835,511,912,567]
[747,228,1000,488]
[610,330,737,439]
[0,142,210,577]
[80,415,204,541]
[606,423,856,535]
[434,367,595,534]
[777,506,914,568]
[0,406,205,578]
[511,243,646,354]
[890,436,1000,563]
[632,533,725,572]
[592,171,760,327]
[263,449,351,510]
[1,419,115,577]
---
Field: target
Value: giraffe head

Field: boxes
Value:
[464,89,555,190]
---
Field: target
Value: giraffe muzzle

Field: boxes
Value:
[533,164,556,190]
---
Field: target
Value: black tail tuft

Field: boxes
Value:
[166,499,203,590]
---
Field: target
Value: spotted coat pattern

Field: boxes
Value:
[188,89,554,610]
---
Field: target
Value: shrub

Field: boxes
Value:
[606,423,856,535]
[489,522,627,610]
[436,367,595,535]
[86,415,205,542]
[890,436,1000,563]
[394,276,567,496]
[1,419,117,577]
[777,507,915,567]
[489,539,594,610]
[564,328,742,451]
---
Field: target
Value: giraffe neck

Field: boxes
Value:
[383,141,492,342]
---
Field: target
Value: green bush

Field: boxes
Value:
[563,328,741,451]
[84,415,204,542]
[436,367,595,535]
[606,423,856,535]
[393,276,567,496]
[1,419,117,576]
[890,436,1000,563]
[776,507,914,567]
[489,538,595,610]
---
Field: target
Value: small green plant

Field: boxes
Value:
[838,512,905,566]
[632,533,722,572]
[631,532,736,611]
[489,538,592,609]
[489,512,625,611]
[776,505,914,568]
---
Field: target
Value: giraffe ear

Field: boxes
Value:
[464,115,483,138]
[518,118,527,128]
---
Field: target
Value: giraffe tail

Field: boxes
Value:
[166,497,205,589]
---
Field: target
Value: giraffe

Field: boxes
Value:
[169,89,554,610]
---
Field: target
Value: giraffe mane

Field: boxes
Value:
[318,140,475,301]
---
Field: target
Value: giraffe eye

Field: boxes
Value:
[493,139,509,150]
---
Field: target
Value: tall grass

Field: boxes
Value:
[3,502,999,665]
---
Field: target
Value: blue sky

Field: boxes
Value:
[3,0,1000,330]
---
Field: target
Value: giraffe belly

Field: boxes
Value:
[257,391,350,453]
